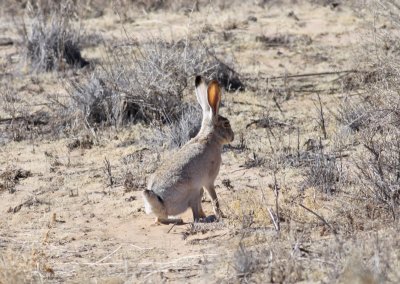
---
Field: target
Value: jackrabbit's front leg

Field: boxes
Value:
[198,188,206,218]
[204,185,226,219]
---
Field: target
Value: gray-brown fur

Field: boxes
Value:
[142,76,234,224]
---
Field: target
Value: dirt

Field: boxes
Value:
[1,1,398,283]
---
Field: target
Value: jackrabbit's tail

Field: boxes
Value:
[142,190,167,217]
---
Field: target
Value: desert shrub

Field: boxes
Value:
[0,82,27,120]
[127,0,199,12]
[227,240,306,283]
[355,126,400,219]
[233,243,258,280]
[0,81,53,142]
[67,37,242,128]
[341,0,400,219]
[20,0,88,72]
[337,97,370,132]
[153,104,202,149]
[127,0,264,13]
[303,148,345,194]
[2,0,109,19]
[0,252,36,284]
[0,167,32,194]
[351,81,400,219]
[121,148,158,192]
[66,76,125,127]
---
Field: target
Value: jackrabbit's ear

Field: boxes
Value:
[207,80,221,117]
[195,76,211,118]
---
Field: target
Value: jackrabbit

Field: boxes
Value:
[143,76,234,224]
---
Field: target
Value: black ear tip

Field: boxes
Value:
[195,75,202,87]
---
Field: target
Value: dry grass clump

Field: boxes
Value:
[0,83,26,119]
[67,76,124,127]
[66,134,94,150]
[339,0,400,220]
[121,148,159,192]
[337,97,370,132]
[0,167,32,194]
[153,104,202,149]
[0,247,58,283]
[0,252,36,284]
[302,148,347,194]
[0,82,27,141]
[128,0,199,13]
[231,244,305,283]
[0,80,56,142]
[67,37,242,129]
[227,227,400,283]
[232,243,260,280]
[354,116,400,219]
[127,0,266,13]
[256,33,312,49]
[2,0,109,19]
[20,1,88,72]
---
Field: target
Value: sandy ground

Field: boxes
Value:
[2,1,397,283]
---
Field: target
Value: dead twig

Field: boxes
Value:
[297,203,338,236]
[103,157,114,188]
[314,93,327,139]
[267,208,279,231]
[167,223,178,234]
[245,70,359,81]
[272,171,280,231]
[95,245,122,264]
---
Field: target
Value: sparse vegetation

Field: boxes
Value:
[20,0,88,72]
[338,0,400,219]
[66,76,123,127]
[1,0,400,283]
[67,37,242,129]
[153,104,202,149]
[121,148,157,192]
[303,148,346,194]
[0,167,31,194]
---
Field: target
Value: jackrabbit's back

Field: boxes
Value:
[148,140,220,195]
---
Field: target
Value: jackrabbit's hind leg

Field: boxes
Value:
[190,191,204,223]
[143,190,169,224]
[190,203,201,223]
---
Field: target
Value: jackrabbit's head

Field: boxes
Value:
[195,76,234,144]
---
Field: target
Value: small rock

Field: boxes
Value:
[288,11,299,21]
[247,15,257,22]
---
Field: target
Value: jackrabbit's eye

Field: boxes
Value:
[223,121,230,128]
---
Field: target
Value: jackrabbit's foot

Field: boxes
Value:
[152,217,183,226]
[216,210,226,220]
